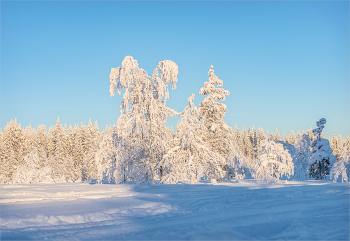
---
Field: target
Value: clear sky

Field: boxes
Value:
[1,1,349,139]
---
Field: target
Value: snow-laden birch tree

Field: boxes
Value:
[253,134,294,184]
[107,56,179,184]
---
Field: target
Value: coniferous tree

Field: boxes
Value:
[257,127,265,148]
[0,128,6,183]
[198,65,232,161]
[294,134,311,178]
[47,117,68,182]
[249,126,258,162]
[331,139,350,183]
[296,130,301,141]
[274,128,281,141]
[309,118,336,180]
[233,124,240,146]
[1,119,24,182]
[282,133,288,143]
[36,124,48,169]
[308,127,314,141]
[160,94,226,184]
[288,130,296,145]
[330,134,337,159]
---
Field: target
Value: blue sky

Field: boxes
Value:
[1,1,349,139]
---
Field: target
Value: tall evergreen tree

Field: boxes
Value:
[233,124,240,145]
[1,119,24,182]
[294,134,311,178]
[47,117,68,182]
[257,127,265,147]
[288,130,296,145]
[160,94,226,184]
[36,124,48,169]
[274,128,281,141]
[198,65,232,161]
[309,118,336,180]
[282,133,288,143]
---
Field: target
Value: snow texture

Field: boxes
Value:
[1,180,348,240]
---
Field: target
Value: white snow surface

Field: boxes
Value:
[1,180,349,240]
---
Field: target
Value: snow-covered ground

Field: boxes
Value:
[1,179,349,240]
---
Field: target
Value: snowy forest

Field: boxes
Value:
[1,56,349,185]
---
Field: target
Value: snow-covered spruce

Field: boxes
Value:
[308,118,336,180]
[293,134,311,178]
[331,140,350,182]
[198,65,232,162]
[159,94,226,184]
[253,134,294,184]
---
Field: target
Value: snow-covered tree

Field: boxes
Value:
[0,128,7,183]
[308,127,315,141]
[296,130,301,141]
[253,134,294,184]
[12,148,53,184]
[282,133,288,143]
[225,140,251,180]
[95,132,124,184]
[160,94,226,184]
[238,125,255,166]
[293,134,311,178]
[0,119,24,183]
[330,134,337,154]
[274,128,281,141]
[336,134,344,160]
[308,118,336,180]
[36,124,48,169]
[109,56,179,184]
[47,117,69,181]
[198,65,232,161]
[330,140,350,183]
[257,127,265,147]
[233,124,240,145]
[22,125,36,159]
[288,130,296,145]
[248,126,258,163]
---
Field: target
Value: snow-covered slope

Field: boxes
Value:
[1,180,349,240]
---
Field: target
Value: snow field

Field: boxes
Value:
[1,180,349,240]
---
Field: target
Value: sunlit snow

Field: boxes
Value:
[1,180,349,240]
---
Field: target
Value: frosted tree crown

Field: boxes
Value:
[312,118,326,139]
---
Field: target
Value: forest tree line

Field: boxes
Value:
[1,56,349,184]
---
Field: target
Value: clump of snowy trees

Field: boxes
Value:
[252,134,294,184]
[0,118,102,184]
[1,56,349,184]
